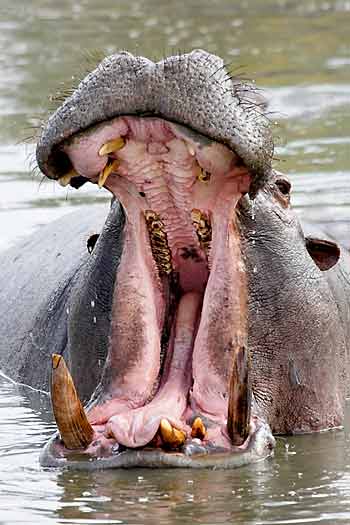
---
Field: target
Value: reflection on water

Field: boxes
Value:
[0,0,350,523]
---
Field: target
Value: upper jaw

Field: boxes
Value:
[36,49,273,196]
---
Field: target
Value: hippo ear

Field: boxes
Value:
[305,237,340,271]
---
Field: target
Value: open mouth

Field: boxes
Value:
[36,50,275,468]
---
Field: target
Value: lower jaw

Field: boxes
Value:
[47,201,274,467]
[40,420,275,470]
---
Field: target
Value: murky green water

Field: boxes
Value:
[0,1,350,523]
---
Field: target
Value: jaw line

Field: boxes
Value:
[40,420,275,469]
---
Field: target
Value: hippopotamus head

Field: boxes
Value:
[35,50,346,470]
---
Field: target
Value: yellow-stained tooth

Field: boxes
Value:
[59,168,79,187]
[98,137,125,156]
[191,208,202,224]
[191,417,206,440]
[197,168,211,183]
[98,160,119,188]
[159,418,186,449]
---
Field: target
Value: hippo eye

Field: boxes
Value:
[275,178,291,196]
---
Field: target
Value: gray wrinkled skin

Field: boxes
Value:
[0,201,123,398]
[239,177,349,434]
[36,50,273,195]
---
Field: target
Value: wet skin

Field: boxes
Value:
[0,50,349,469]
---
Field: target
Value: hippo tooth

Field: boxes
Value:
[159,418,186,449]
[191,208,212,252]
[58,168,79,187]
[197,168,211,183]
[98,160,119,188]
[187,145,196,156]
[191,417,206,440]
[144,210,173,276]
[98,137,125,156]
[227,345,252,446]
[50,353,94,449]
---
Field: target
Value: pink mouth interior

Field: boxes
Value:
[60,116,253,454]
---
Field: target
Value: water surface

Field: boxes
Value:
[0,1,350,523]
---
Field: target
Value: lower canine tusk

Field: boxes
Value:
[50,354,94,449]
[227,345,252,446]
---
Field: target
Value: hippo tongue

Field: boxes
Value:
[62,116,251,448]
[104,292,201,447]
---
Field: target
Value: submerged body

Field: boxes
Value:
[0,50,348,469]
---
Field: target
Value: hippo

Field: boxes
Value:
[0,50,349,469]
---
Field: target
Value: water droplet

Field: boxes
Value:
[93,316,97,324]
[253,266,258,274]
[252,239,256,245]
[112,443,120,454]
[251,200,256,220]
[238,260,246,273]
[91,300,95,308]
[66,307,70,315]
